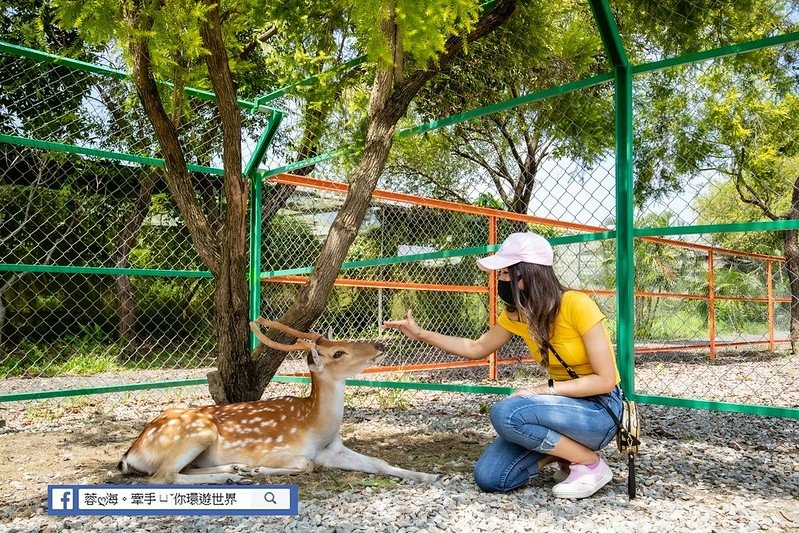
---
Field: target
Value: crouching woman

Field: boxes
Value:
[383,232,622,499]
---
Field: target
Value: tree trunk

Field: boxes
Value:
[123,7,221,275]
[783,171,799,355]
[253,0,519,390]
[123,0,517,402]
[200,0,259,403]
[114,170,156,360]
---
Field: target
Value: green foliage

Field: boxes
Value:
[385,132,475,202]
[0,0,98,138]
[262,212,322,271]
[55,0,269,91]
[345,0,481,68]
[598,213,686,339]
[694,178,786,255]
[131,193,204,270]
[712,266,767,328]
[632,11,799,206]
[474,193,505,210]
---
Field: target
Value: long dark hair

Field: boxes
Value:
[505,262,566,368]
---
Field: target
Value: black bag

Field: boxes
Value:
[547,344,641,498]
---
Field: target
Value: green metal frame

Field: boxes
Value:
[587,0,636,399]
[2,6,799,420]
[246,110,284,349]
[0,41,273,112]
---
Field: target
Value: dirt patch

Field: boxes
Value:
[0,397,488,522]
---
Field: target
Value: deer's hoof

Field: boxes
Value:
[232,464,252,474]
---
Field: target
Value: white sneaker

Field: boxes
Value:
[552,458,613,499]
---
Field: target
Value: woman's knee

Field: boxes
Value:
[489,396,527,430]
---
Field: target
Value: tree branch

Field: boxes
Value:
[451,147,510,205]
[732,147,779,221]
[490,115,526,171]
[123,2,221,274]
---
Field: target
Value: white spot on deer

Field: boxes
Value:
[276,435,284,443]
[290,427,297,434]
[264,437,272,444]
[280,415,286,421]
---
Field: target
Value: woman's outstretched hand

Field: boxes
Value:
[382,309,425,342]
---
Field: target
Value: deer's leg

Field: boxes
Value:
[316,440,438,483]
[181,464,248,475]
[249,455,315,476]
[146,429,243,485]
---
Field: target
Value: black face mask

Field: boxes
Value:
[497,279,515,306]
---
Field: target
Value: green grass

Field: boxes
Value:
[0,339,214,378]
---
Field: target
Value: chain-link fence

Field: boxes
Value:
[2,0,799,421]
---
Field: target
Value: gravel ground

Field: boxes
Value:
[1,350,798,532]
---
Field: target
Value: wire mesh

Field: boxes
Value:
[614,0,799,63]
[1,1,799,420]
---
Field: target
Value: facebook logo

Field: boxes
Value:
[49,488,74,511]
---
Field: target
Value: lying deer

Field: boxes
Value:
[118,317,437,484]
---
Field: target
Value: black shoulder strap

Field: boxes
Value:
[546,343,580,380]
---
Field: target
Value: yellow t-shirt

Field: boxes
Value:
[497,290,621,383]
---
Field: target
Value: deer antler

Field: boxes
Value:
[249,321,313,352]
[254,317,324,342]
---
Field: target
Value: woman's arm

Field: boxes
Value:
[512,321,617,397]
[382,309,512,360]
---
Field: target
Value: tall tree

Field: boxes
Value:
[57,0,519,403]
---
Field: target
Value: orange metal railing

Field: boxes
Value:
[268,173,790,376]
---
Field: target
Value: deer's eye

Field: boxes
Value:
[333,350,346,359]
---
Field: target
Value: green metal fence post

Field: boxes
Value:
[614,63,635,397]
[588,0,635,397]
[245,111,284,350]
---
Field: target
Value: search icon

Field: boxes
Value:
[263,491,277,504]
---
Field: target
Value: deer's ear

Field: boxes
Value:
[307,344,325,373]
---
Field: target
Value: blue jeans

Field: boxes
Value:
[474,386,622,492]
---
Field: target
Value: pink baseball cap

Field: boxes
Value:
[476,232,554,271]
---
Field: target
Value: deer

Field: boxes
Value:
[117,317,438,484]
